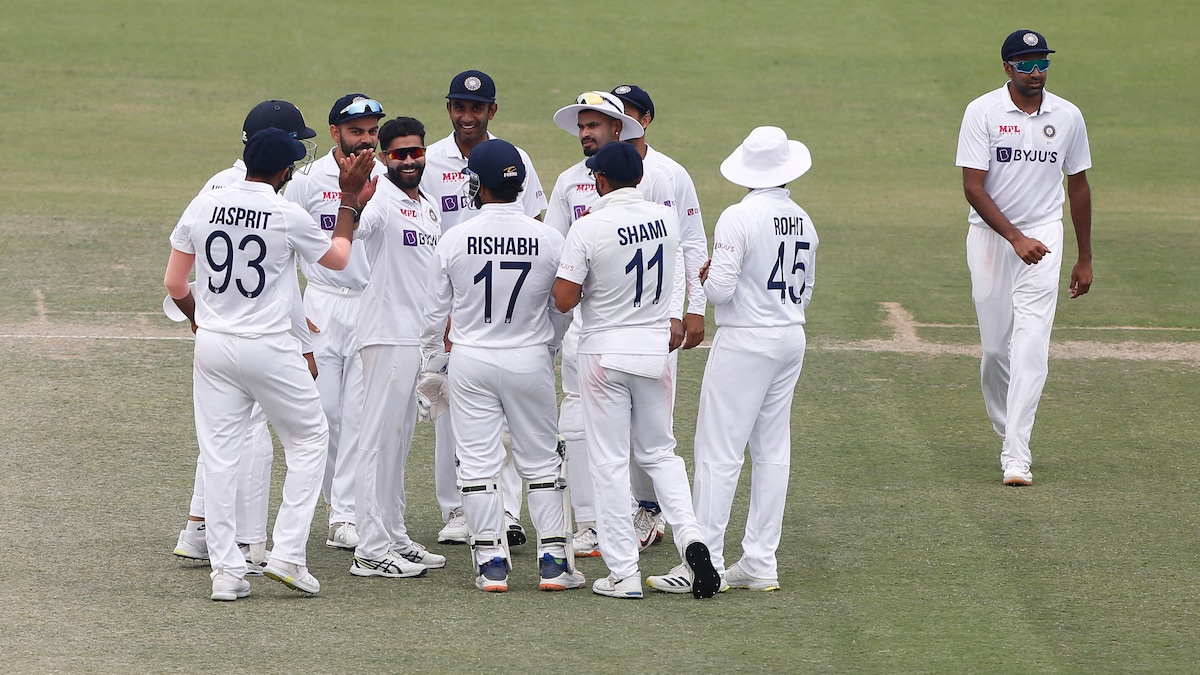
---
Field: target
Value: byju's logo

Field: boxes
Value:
[403,230,418,246]
[573,204,588,220]
[995,147,1013,163]
[441,195,459,213]
[320,214,336,231]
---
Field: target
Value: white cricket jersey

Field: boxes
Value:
[704,187,818,328]
[199,159,246,195]
[956,83,1091,231]
[646,144,709,315]
[421,202,565,351]
[170,180,333,336]
[421,131,547,232]
[557,187,679,355]
[284,150,381,291]
[355,175,442,347]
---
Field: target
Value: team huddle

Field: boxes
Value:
[165,28,1090,603]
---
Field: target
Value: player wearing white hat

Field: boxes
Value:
[544,91,686,558]
[649,126,818,595]
[284,93,388,550]
[420,139,581,593]
[420,70,548,548]
[172,100,318,572]
[165,128,375,600]
[348,116,447,579]
[552,142,721,600]
[956,29,1092,486]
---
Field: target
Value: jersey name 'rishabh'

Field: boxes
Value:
[209,206,272,229]
[618,219,669,246]
[466,236,539,256]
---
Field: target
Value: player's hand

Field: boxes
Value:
[1069,259,1093,298]
[669,318,684,352]
[698,258,712,285]
[1011,233,1050,265]
[306,317,320,333]
[304,352,318,379]
[682,313,705,350]
[337,149,375,203]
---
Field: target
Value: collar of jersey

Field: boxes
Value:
[590,186,644,213]
[1001,83,1056,114]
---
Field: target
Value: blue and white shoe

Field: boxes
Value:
[538,553,585,591]
[476,557,509,593]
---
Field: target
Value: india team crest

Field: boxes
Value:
[1042,124,1057,139]
[1023,32,1039,46]
[614,85,632,95]
[465,76,482,91]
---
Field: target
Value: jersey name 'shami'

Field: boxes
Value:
[618,220,669,246]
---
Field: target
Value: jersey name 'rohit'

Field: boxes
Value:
[617,219,668,246]
[466,235,540,256]
[208,206,272,229]
[774,216,804,236]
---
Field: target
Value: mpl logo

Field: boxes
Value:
[320,214,336,231]
[995,147,1014,163]
[441,195,459,213]
[572,205,588,220]
[403,230,418,246]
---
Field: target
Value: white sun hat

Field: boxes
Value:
[719,126,812,189]
[553,91,645,141]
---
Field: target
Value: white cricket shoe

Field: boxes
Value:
[326,522,359,549]
[210,567,250,601]
[538,553,586,591]
[592,573,643,599]
[476,557,510,593]
[684,541,723,599]
[1003,463,1033,486]
[263,559,320,595]
[724,561,780,592]
[633,502,663,552]
[392,541,447,569]
[174,525,208,561]
[646,563,701,594]
[573,526,601,558]
[350,552,427,578]
[438,508,469,545]
[505,511,527,547]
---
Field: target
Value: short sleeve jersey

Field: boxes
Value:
[704,187,818,328]
[557,187,679,355]
[421,131,547,232]
[169,180,332,336]
[283,150,381,290]
[955,83,1091,230]
[355,176,443,347]
[423,201,565,351]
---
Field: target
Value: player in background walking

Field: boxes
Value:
[420,139,580,593]
[956,29,1092,486]
[348,116,447,579]
[650,126,817,595]
[165,127,375,600]
[284,93,390,550]
[173,100,318,572]
[552,142,720,600]
[420,70,548,548]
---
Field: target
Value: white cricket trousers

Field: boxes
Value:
[354,344,420,560]
[304,287,364,526]
[558,319,594,525]
[692,325,806,579]
[187,406,273,546]
[193,329,328,581]
[449,345,565,564]
[434,409,524,523]
[967,221,1063,469]
[578,353,702,580]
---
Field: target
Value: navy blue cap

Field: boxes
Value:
[1001,29,1055,61]
[585,142,643,183]
[328,93,385,126]
[243,128,306,173]
[467,139,525,189]
[242,100,316,143]
[611,85,654,120]
[447,70,496,103]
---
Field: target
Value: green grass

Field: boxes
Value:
[1,1,1198,672]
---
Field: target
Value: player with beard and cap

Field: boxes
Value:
[610,83,711,551]
[420,70,548,549]
[284,94,387,551]
[544,91,686,559]
[173,100,318,573]
[346,116,448,579]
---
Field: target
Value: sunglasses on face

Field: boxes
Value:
[384,146,426,161]
[1008,59,1050,74]
[336,98,384,120]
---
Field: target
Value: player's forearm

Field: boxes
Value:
[1067,174,1092,260]
[552,278,582,313]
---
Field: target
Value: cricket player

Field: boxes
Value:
[956,29,1092,486]
[349,116,447,579]
[165,128,375,600]
[651,126,818,595]
[551,141,721,600]
[173,100,318,572]
[420,70,548,547]
[285,93,388,549]
[420,138,581,593]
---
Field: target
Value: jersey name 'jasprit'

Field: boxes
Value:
[209,206,272,230]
